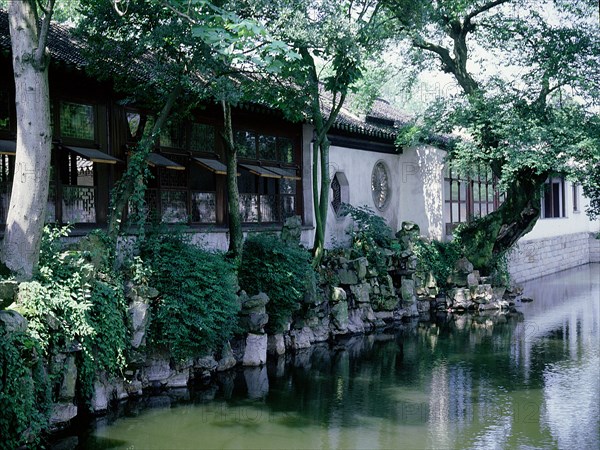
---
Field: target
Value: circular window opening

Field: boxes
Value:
[371,160,391,211]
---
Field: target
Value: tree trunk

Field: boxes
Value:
[457,169,548,274]
[2,0,52,279]
[220,101,243,261]
[311,133,330,267]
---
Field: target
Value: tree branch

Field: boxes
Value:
[34,0,55,67]
[464,0,511,26]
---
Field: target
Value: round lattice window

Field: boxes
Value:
[371,161,391,210]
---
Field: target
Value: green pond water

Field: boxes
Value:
[58,263,599,449]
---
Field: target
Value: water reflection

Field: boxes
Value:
[61,264,599,450]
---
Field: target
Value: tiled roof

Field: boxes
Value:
[0,10,86,69]
[0,9,410,144]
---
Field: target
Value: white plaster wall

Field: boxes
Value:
[519,181,600,240]
[398,145,446,241]
[300,127,447,248]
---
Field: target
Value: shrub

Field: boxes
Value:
[0,331,50,449]
[16,226,129,406]
[239,233,313,333]
[412,238,462,289]
[139,231,240,361]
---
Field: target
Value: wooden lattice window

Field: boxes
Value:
[60,102,95,141]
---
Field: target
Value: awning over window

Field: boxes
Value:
[263,166,300,180]
[147,152,185,170]
[240,164,281,178]
[66,146,122,164]
[0,140,16,155]
[194,157,227,175]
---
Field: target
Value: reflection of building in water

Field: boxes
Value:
[517,265,600,448]
[428,362,476,448]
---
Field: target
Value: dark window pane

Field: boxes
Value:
[161,190,187,223]
[190,123,215,153]
[191,192,216,223]
[260,194,278,222]
[281,195,295,219]
[258,135,277,160]
[235,130,257,158]
[238,168,257,193]
[160,121,184,149]
[552,182,560,218]
[60,102,94,140]
[0,90,9,131]
[239,193,259,222]
[277,137,294,163]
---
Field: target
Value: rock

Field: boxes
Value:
[242,292,269,312]
[400,279,416,303]
[128,300,149,349]
[195,356,218,371]
[417,300,431,313]
[0,280,18,309]
[50,403,78,426]
[349,283,370,303]
[467,271,480,287]
[372,294,398,312]
[166,370,190,388]
[353,257,368,280]
[0,310,28,334]
[330,301,349,332]
[243,333,267,366]
[311,323,330,342]
[303,270,319,305]
[374,310,394,321]
[267,334,286,356]
[217,342,237,371]
[448,288,470,309]
[470,284,493,304]
[59,356,78,401]
[240,312,269,333]
[145,354,171,386]
[347,309,365,334]
[281,215,302,244]
[330,286,347,302]
[125,379,143,397]
[286,327,314,350]
[338,268,359,285]
[492,287,506,301]
[455,257,474,274]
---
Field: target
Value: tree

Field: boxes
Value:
[246,0,392,265]
[384,0,600,272]
[2,0,56,279]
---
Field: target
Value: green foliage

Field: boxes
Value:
[16,226,129,407]
[139,231,240,361]
[0,331,50,449]
[342,204,395,276]
[239,233,313,333]
[412,238,462,290]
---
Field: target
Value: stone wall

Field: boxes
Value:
[590,233,600,263]
[508,232,595,284]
